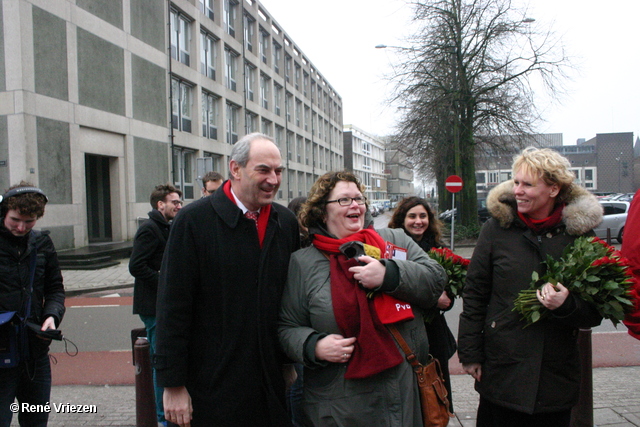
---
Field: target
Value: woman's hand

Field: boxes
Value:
[536,282,569,310]
[463,363,482,381]
[436,291,452,310]
[315,334,357,363]
[348,256,386,289]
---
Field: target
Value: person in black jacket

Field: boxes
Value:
[0,182,65,427]
[388,196,457,413]
[155,133,300,427]
[458,147,604,426]
[129,183,182,425]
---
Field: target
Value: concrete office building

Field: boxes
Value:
[385,146,414,202]
[0,0,343,250]
[343,124,387,202]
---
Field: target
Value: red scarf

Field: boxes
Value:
[517,203,565,233]
[223,180,271,247]
[313,229,408,379]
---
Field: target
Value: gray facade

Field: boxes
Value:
[0,0,343,250]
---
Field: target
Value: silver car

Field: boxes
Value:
[594,201,630,243]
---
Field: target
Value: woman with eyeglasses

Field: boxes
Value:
[278,171,446,426]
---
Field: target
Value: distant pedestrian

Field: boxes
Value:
[0,182,65,427]
[129,184,182,425]
[200,171,223,198]
[458,147,604,426]
[622,189,640,340]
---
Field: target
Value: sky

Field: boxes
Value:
[260,0,639,146]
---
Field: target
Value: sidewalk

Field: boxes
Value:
[44,249,640,426]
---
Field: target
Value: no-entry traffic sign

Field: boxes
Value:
[445,175,463,193]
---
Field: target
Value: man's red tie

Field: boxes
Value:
[245,211,259,229]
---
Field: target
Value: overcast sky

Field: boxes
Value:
[260,0,639,146]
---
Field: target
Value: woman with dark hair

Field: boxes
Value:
[388,196,456,413]
[279,171,446,426]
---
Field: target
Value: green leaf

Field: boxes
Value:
[531,311,540,323]
[585,275,600,282]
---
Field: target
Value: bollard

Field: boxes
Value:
[570,328,593,427]
[134,337,157,427]
[606,228,612,245]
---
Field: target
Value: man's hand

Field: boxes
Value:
[41,316,57,331]
[164,386,193,427]
[462,363,482,382]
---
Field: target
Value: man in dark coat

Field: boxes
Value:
[0,182,65,427]
[129,183,182,424]
[155,133,300,427]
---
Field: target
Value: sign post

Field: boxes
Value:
[445,175,463,251]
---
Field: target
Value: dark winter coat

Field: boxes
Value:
[0,226,65,357]
[458,180,604,414]
[130,209,170,316]
[154,185,300,426]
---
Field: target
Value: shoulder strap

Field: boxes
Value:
[21,237,38,321]
[387,324,422,369]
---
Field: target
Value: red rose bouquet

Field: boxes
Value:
[425,247,470,323]
[513,236,636,327]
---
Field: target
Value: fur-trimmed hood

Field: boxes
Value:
[486,180,603,235]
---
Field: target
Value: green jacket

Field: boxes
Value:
[279,227,446,427]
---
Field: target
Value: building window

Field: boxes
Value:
[199,0,214,20]
[171,77,192,133]
[294,63,301,91]
[223,0,237,37]
[273,42,281,74]
[243,14,254,52]
[225,48,238,91]
[200,31,217,80]
[261,118,272,136]
[173,147,195,199]
[295,99,301,127]
[274,83,282,116]
[226,103,239,144]
[275,125,284,151]
[202,91,218,140]
[259,29,269,64]
[296,136,302,163]
[170,10,191,66]
[304,106,309,131]
[245,111,257,133]
[260,73,269,109]
[285,55,291,83]
[303,72,309,97]
[285,93,292,122]
[245,62,255,101]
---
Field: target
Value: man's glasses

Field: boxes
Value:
[326,197,366,206]
[169,200,183,206]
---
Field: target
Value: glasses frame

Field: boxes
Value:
[326,196,367,207]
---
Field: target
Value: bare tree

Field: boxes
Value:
[389,0,570,226]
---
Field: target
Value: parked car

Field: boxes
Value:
[369,204,379,217]
[594,200,629,243]
[439,198,490,223]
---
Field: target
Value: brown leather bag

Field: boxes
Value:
[388,324,453,427]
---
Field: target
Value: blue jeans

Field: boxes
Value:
[0,352,52,427]
[286,363,304,427]
[140,315,165,423]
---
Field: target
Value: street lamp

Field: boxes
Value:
[375,44,414,51]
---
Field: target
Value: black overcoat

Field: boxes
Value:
[154,185,299,426]
[130,209,170,316]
